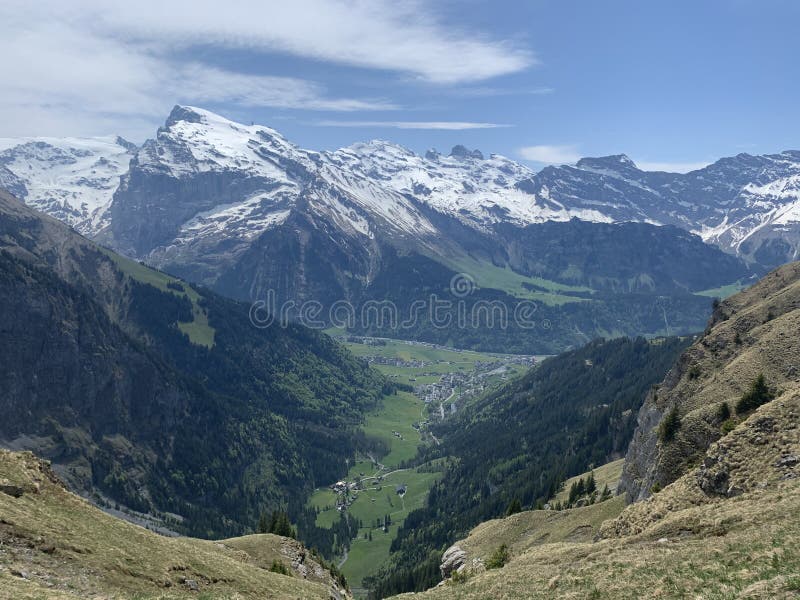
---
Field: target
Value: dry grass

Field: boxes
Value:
[551,459,625,504]
[0,451,339,599]
[455,497,625,574]
[396,389,800,599]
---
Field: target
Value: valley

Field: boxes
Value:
[2,5,800,600]
[308,337,537,594]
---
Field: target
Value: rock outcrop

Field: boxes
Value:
[619,261,800,502]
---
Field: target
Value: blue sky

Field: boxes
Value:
[2,0,798,171]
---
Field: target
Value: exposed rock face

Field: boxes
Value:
[619,261,800,502]
[606,387,800,539]
[440,545,467,578]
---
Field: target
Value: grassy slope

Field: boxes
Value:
[694,280,747,299]
[101,248,215,348]
[456,496,626,567]
[438,253,592,306]
[551,459,625,504]
[0,451,338,600]
[396,386,800,600]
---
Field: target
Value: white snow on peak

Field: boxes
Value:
[135,105,314,181]
[3,105,800,263]
[326,140,620,227]
[0,136,134,232]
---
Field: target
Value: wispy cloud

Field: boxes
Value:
[0,0,533,137]
[314,120,510,130]
[519,145,581,164]
[81,0,534,85]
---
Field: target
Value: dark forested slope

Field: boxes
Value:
[368,336,690,597]
[0,189,385,542]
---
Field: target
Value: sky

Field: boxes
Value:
[2,0,799,172]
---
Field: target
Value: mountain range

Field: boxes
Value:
[3,106,800,351]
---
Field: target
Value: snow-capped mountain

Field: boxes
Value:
[325,141,615,227]
[0,136,135,233]
[329,141,800,264]
[2,106,798,269]
[5,105,791,351]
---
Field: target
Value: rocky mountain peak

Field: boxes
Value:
[449,145,484,160]
[576,154,638,172]
[164,105,206,128]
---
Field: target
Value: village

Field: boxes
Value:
[318,338,538,518]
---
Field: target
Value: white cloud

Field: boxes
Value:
[172,65,398,112]
[314,120,510,130]
[635,160,710,173]
[79,0,534,85]
[0,0,532,137]
[519,145,581,164]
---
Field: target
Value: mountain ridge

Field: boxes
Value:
[2,106,799,265]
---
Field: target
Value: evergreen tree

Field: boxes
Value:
[585,471,597,495]
[600,484,612,501]
[658,405,681,442]
[257,511,269,534]
[505,497,522,516]
[736,374,774,414]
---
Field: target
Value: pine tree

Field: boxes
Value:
[736,374,774,414]
[505,497,522,516]
[568,481,580,504]
[257,511,269,534]
[600,484,612,501]
[658,405,681,442]
[585,471,597,495]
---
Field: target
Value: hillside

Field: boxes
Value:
[0,450,347,599]
[620,260,800,501]
[0,188,385,548]
[1,107,764,354]
[393,262,800,599]
[367,336,689,597]
[402,389,800,598]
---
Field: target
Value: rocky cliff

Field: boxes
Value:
[619,261,800,501]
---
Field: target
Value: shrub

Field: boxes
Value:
[269,560,291,576]
[715,402,731,422]
[721,418,737,435]
[485,544,511,570]
[736,374,775,414]
[450,569,470,584]
[658,406,681,443]
[688,365,702,380]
